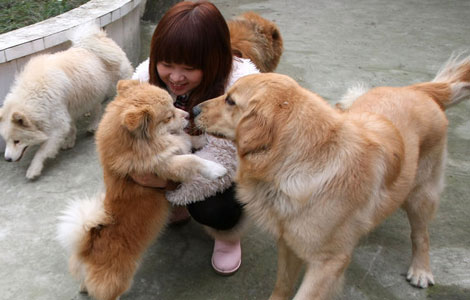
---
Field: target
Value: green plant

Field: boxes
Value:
[0,0,90,35]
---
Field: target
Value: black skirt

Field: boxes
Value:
[186,185,244,231]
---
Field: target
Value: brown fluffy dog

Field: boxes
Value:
[57,80,226,300]
[194,55,470,299]
[228,11,283,72]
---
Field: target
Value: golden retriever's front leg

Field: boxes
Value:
[269,238,303,300]
[292,253,351,300]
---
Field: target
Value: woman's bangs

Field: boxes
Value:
[156,25,204,68]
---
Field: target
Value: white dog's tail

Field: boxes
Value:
[69,23,133,79]
[56,193,109,254]
[412,52,470,109]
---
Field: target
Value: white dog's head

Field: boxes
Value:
[0,107,47,162]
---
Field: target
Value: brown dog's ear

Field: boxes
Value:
[11,112,31,128]
[117,80,141,96]
[122,106,152,139]
[236,107,274,158]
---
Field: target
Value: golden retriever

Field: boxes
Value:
[228,11,283,72]
[193,55,470,299]
[57,80,226,300]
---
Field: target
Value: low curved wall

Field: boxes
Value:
[0,0,147,151]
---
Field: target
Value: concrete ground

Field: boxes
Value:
[1,0,469,299]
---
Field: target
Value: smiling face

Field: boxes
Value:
[156,62,203,96]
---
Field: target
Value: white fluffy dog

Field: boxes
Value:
[0,25,133,179]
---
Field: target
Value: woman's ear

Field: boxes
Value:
[236,105,274,158]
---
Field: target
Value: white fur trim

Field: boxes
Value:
[132,58,150,82]
[227,57,260,90]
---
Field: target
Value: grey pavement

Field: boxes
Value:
[1,0,469,299]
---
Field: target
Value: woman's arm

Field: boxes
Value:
[130,173,167,188]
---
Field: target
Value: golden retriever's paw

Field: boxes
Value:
[201,160,227,180]
[406,267,435,288]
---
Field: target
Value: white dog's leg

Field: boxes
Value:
[61,124,76,150]
[27,133,66,179]
[269,238,303,300]
[86,102,103,133]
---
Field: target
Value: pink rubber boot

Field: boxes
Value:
[211,238,241,275]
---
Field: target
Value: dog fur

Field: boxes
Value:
[57,80,226,300]
[0,26,133,179]
[194,54,470,299]
[228,11,283,72]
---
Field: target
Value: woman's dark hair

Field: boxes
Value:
[149,1,232,111]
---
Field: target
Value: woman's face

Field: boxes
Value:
[157,62,203,96]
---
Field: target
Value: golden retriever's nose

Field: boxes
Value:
[193,105,202,117]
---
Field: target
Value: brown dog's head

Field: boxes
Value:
[194,73,303,162]
[96,80,189,175]
[228,12,283,72]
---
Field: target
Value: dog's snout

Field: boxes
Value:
[5,157,12,162]
[193,105,201,117]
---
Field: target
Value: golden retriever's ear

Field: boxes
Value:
[122,107,152,138]
[11,112,31,128]
[236,108,274,157]
[232,48,244,58]
[117,80,140,96]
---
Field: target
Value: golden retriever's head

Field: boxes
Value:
[194,73,300,159]
[96,80,189,175]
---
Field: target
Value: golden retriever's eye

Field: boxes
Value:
[14,140,20,145]
[164,113,174,123]
[225,95,235,106]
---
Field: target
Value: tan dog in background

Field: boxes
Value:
[194,55,470,299]
[228,12,283,72]
[57,80,226,300]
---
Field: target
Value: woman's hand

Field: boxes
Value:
[131,173,168,188]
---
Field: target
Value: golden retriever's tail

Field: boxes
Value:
[413,52,470,109]
[336,82,369,110]
[56,193,109,255]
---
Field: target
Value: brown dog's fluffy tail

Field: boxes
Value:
[412,53,470,109]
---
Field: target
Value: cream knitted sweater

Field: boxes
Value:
[132,57,259,205]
